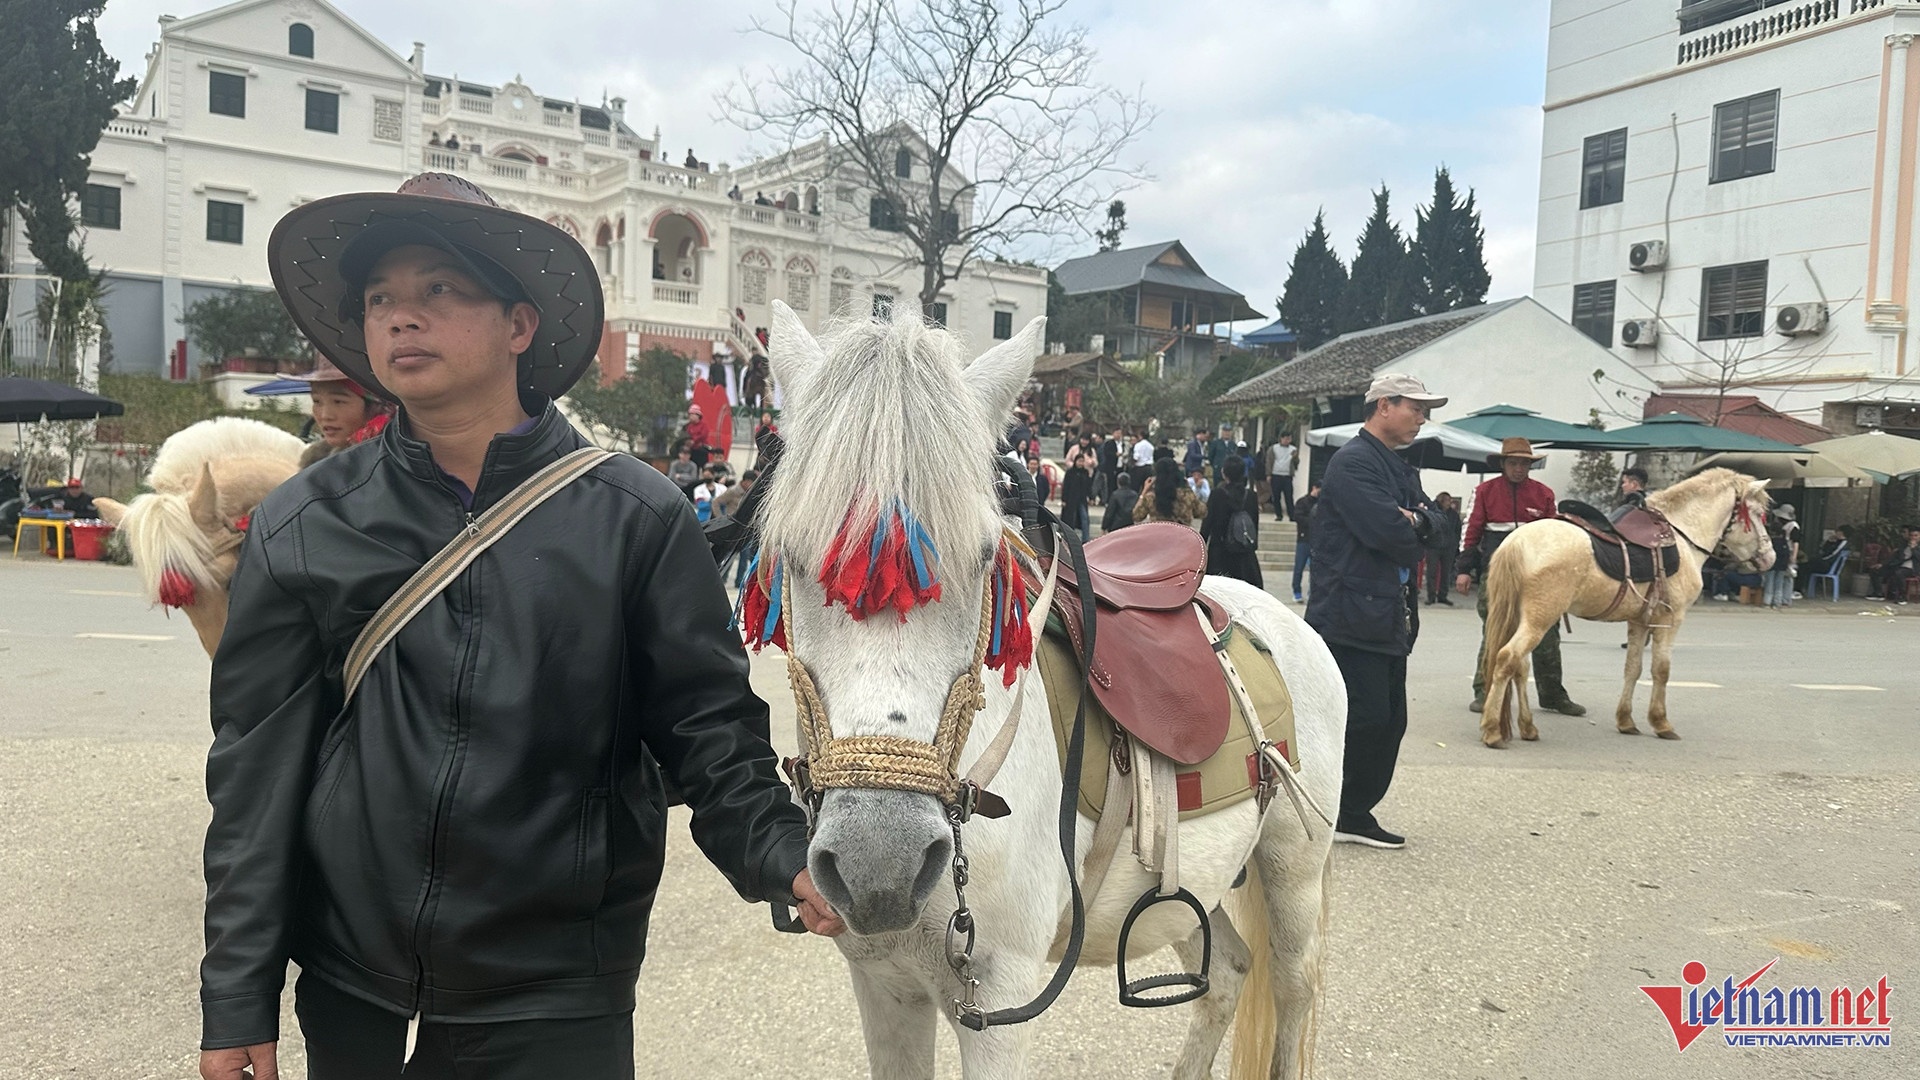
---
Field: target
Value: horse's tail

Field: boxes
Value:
[1228,851,1330,1080]
[1228,861,1276,1080]
[117,490,221,608]
[1483,547,1526,742]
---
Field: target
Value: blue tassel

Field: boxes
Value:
[762,559,785,643]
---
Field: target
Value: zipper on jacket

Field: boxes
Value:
[404,491,484,1026]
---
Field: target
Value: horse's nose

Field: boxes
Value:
[809,788,952,935]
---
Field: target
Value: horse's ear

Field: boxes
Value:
[963,315,1045,426]
[767,299,825,399]
[188,463,222,533]
[1746,478,1770,503]
[93,497,127,526]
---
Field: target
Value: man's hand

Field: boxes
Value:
[1455,573,1473,596]
[792,869,845,937]
[200,1043,277,1080]
[1399,508,1419,526]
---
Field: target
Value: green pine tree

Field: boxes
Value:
[1340,185,1413,332]
[1277,210,1348,352]
[1407,167,1491,315]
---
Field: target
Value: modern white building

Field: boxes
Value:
[1535,0,1920,441]
[4,0,1047,382]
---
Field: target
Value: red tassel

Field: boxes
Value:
[352,413,390,444]
[739,563,785,652]
[986,546,1034,687]
[158,566,197,609]
[232,513,251,533]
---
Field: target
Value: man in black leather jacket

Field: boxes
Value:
[199,173,840,1080]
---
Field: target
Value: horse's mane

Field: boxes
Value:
[146,417,305,494]
[1647,466,1767,513]
[758,311,1003,570]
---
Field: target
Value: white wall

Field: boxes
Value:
[1537,2,1920,431]
[1387,300,1647,497]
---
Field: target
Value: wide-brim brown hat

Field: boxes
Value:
[1489,436,1547,463]
[268,172,603,402]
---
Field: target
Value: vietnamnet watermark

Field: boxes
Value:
[1640,960,1893,1050]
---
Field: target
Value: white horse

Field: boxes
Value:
[756,300,1346,1079]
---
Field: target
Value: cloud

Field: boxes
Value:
[96,0,1549,321]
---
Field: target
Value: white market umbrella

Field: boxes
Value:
[1306,420,1511,473]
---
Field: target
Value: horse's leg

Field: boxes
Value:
[1244,833,1330,1079]
[1617,620,1649,735]
[948,959,1041,1080]
[1482,624,1543,748]
[1514,645,1541,743]
[847,961,939,1080]
[1647,622,1683,740]
[1167,906,1251,1080]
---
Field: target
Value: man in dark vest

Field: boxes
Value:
[1456,438,1587,717]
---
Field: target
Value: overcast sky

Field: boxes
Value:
[97,0,1549,327]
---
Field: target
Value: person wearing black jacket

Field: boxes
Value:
[199,173,840,1080]
[1060,455,1094,542]
[1102,471,1139,532]
[1306,373,1448,850]
[1423,492,1462,606]
[1200,455,1263,586]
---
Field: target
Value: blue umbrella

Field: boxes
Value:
[1605,412,1809,453]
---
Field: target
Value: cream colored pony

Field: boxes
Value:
[1478,468,1774,748]
[95,418,306,655]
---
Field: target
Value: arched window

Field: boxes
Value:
[739,249,773,306]
[498,150,534,163]
[829,267,856,314]
[288,23,314,58]
[784,256,816,311]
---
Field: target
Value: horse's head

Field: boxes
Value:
[1657,468,1775,573]
[757,299,1043,934]
[117,455,300,656]
[1717,472,1776,572]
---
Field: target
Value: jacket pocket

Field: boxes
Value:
[306,719,359,836]
[1342,589,1406,645]
[575,788,610,890]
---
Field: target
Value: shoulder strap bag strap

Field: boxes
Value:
[341,446,615,704]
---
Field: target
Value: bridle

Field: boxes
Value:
[774,518,1096,1032]
[1670,492,1762,564]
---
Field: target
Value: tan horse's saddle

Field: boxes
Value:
[1049,523,1230,765]
[1558,500,1680,584]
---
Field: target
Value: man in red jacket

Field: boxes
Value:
[1455,437,1586,716]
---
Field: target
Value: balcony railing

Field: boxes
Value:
[653,283,700,304]
[424,149,591,193]
[1676,0,1879,64]
[636,162,716,193]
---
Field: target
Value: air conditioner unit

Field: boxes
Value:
[1775,302,1828,336]
[1628,239,1667,272]
[1620,319,1660,348]
[1857,404,1884,428]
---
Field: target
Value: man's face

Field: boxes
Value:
[1502,457,1532,483]
[362,245,537,410]
[1373,395,1429,447]
[1621,474,1644,493]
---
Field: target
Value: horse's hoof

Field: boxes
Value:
[1619,727,1642,736]
[1521,731,1540,742]
[1483,738,1508,750]
[1657,730,1682,741]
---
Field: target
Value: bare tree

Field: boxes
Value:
[721,0,1152,316]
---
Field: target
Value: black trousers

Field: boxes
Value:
[1327,645,1408,832]
[295,972,635,1080]
[1269,474,1294,520]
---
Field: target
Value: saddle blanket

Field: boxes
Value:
[1588,532,1679,584]
[1035,613,1296,821]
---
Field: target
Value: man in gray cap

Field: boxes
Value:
[1305,372,1448,849]
[198,174,841,1080]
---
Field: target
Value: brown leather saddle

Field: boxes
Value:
[1556,501,1680,615]
[1049,523,1231,765]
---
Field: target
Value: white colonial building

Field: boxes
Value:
[5,0,1047,383]
[1535,0,1920,439]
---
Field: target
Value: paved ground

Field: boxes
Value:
[1,553,1914,1079]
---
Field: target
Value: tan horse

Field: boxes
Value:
[1478,468,1775,748]
[95,418,306,655]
